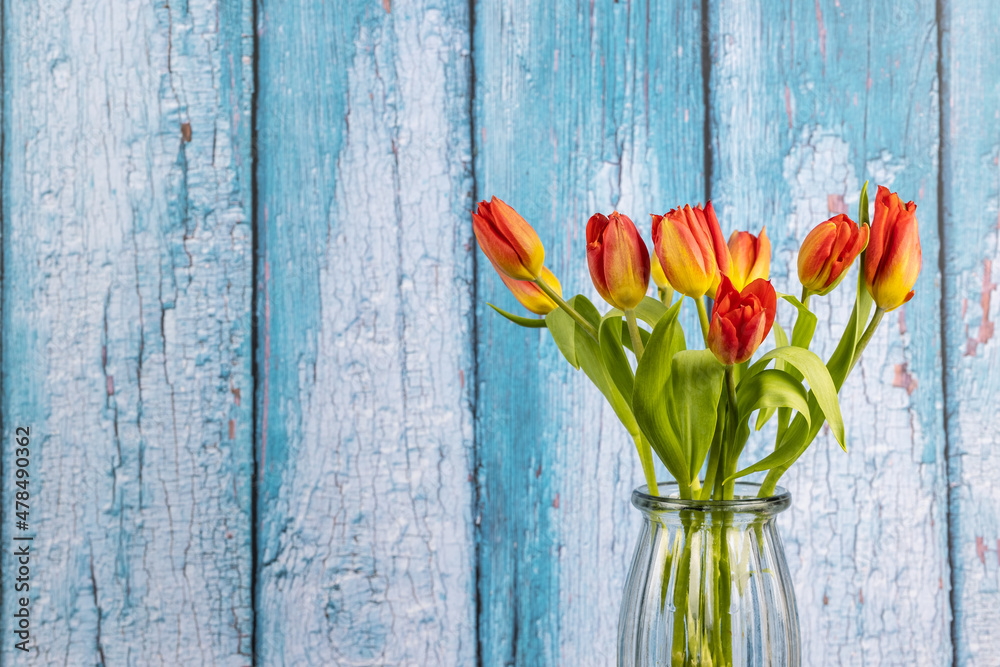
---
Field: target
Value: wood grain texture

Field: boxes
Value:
[473,1,705,663]
[940,2,1000,664]
[708,0,950,663]
[253,0,477,664]
[0,0,255,664]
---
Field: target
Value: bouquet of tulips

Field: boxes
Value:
[473,183,922,502]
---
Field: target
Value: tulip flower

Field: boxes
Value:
[472,196,545,280]
[864,186,921,311]
[707,276,777,366]
[651,202,732,298]
[586,211,651,310]
[797,214,869,296]
[497,265,562,315]
[727,228,771,292]
[651,251,673,288]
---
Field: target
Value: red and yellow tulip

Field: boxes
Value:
[797,214,869,296]
[472,196,545,280]
[707,276,777,366]
[497,265,562,315]
[727,228,771,292]
[586,211,651,310]
[651,202,732,298]
[864,186,921,311]
[650,251,670,290]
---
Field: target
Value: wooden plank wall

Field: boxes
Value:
[708,2,950,664]
[941,2,1000,665]
[253,0,476,664]
[1,0,255,664]
[0,0,997,665]
[473,1,705,664]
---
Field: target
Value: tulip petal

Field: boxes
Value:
[707,276,776,365]
[472,197,546,280]
[864,186,892,288]
[704,202,733,282]
[497,263,561,314]
[484,197,545,278]
[588,211,650,310]
[864,186,921,310]
[474,212,535,280]
[656,212,712,297]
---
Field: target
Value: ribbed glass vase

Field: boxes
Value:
[618,482,800,667]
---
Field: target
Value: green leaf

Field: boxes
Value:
[771,321,790,366]
[545,305,579,369]
[607,296,671,329]
[635,296,670,328]
[737,369,811,433]
[488,303,548,328]
[780,294,818,350]
[571,296,640,434]
[755,321,788,431]
[750,346,845,449]
[631,307,689,482]
[599,315,634,401]
[859,180,870,226]
[668,350,726,483]
[730,440,801,480]
[827,267,874,389]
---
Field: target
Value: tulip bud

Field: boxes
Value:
[472,196,545,280]
[497,265,562,315]
[650,251,670,289]
[797,214,869,296]
[707,276,777,366]
[651,202,733,298]
[864,186,922,311]
[586,211,651,310]
[727,228,771,292]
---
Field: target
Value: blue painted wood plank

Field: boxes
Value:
[473,1,705,663]
[253,0,477,663]
[0,0,255,664]
[708,0,949,662]
[940,2,1000,664]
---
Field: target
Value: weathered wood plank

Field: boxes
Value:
[253,1,477,664]
[473,1,705,663]
[0,0,254,664]
[708,0,950,663]
[940,2,1000,664]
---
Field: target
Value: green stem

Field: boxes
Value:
[713,440,727,500]
[847,307,886,375]
[633,432,659,497]
[759,466,784,498]
[695,296,711,345]
[724,367,739,430]
[716,519,733,666]
[534,278,599,340]
[722,367,739,501]
[700,434,722,501]
[800,286,812,309]
[671,517,697,665]
[658,285,675,306]
[625,308,645,360]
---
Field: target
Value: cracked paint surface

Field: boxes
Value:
[942,2,1000,666]
[0,0,996,665]
[0,0,255,664]
[709,1,949,663]
[254,1,477,664]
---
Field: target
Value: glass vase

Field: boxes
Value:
[617,482,800,667]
